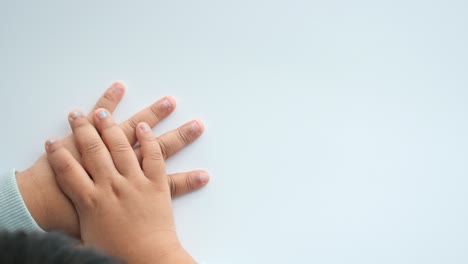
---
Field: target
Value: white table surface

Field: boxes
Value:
[1,0,467,263]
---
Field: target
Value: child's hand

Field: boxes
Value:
[45,109,195,264]
[16,83,209,237]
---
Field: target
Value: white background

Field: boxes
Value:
[1,0,467,263]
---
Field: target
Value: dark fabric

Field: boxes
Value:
[0,230,124,264]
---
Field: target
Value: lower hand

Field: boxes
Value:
[16,83,210,238]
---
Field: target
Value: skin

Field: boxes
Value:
[45,109,195,263]
[16,82,210,238]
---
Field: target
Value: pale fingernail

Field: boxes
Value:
[46,138,56,145]
[191,121,202,134]
[198,172,210,184]
[163,99,172,110]
[71,111,82,120]
[140,123,151,133]
[112,84,125,94]
[98,110,108,119]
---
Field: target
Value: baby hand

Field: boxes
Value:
[45,109,195,264]
[17,83,209,238]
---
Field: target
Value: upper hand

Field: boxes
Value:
[45,109,195,263]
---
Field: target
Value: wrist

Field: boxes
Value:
[16,164,50,230]
[16,156,81,237]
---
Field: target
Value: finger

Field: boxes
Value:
[133,120,204,163]
[93,108,140,176]
[87,82,126,126]
[61,83,126,161]
[158,120,204,159]
[69,110,117,181]
[167,170,210,198]
[136,122,167,185]
[121,96,176,146]
[45,138,94,207]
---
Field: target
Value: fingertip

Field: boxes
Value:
[137,122,153,137]
[194,170,210,186]
[192,120,205,135]
[89,83,126,121]
[161,96,176,113]
[44,138,59,152]
[68,110,91,133]
[68,110,84,122]
[110,81,126,97]
[94,108,111,121]
[168,170,210,197]
[165,96,176,110]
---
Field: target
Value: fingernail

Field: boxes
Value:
[46,138,56,145]
[163,99,172,110]
[198,173,210,184]
[98,110,108,119]
[191,121,201,134]
[140,123,151,132]
[71,111,82,120]
[112,84,125,94]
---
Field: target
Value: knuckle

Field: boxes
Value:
[123,118,139,137]
[177,128,191,144]
[111,138,131,153]
[185,174,195,191]
[149,103,163,122]
[102,91,115,103]
[157,138,170,160]
[127,117,139,130]
[83,139,104,156]
[146,150,164,161]
[97,93,114,110]
[56,160,75,175]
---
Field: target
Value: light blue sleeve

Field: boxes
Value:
[0,169,44,232]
